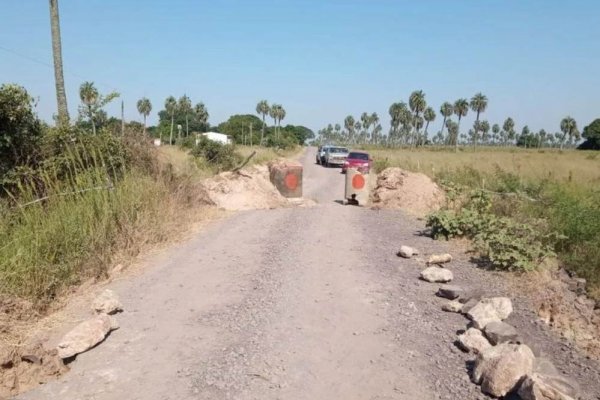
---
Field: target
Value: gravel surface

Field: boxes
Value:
[18,148,600,400]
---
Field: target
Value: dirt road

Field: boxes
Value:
[19,149,600,400]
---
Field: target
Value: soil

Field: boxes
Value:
[371,167,446,216]
[8,148,600,400]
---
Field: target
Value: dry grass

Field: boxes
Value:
[367,147,600,186]
[237,145,303,165]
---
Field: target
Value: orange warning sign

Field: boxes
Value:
[284,173,298,190]
[352,174,365,190]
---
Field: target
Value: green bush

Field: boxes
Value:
[190,136,242,172]
[373,158,390,173]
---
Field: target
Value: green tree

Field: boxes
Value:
[502,117,515,146]
[423,107,436,143]
[492,123,500,145]
[217,114,263,144]
[470,93,488,145]
[538,129,547,148]
[439,102,453,143]
[78,82,119,135]
[178,95,192,137]
[560,116,577,150]
[165,96,177,144]
[580,119,600,150]
[269,104,285,138]
[0,84,43,177]
[49,0,69,126]
[256,100,270,145]
[193,102,209,132]
[344,115,356,143]
[136,97,152,136]
[480,120,490,144]
[453,99,469,149]
[446,120,459,146]
[409,90,427,146]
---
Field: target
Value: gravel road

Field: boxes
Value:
[19,148,600,400]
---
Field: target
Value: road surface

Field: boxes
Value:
[20,148,600,400]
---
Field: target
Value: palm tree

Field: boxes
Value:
[423,107,436,144]
[492,123,500,145]
[278,106,286,134]
[502,117,515,146]
[137,97,152,135]
[178,95,192,137]
[194,102,209,131]
[480,120,490,144]
[269,104,285,138]
[439,102,453,143]
[409,90,427,146]
[256,100,270,145]
[344,115,355,143]
[79,82,99,135]
[560,116,577,150]
[453,99,469,150]
[165,96,177,144]
[49,0,69,126]
[470,93,488,146]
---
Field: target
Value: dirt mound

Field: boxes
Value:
[200,165,289,211]
[371,167,445,216]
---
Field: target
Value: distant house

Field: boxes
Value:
[196,131,232,145]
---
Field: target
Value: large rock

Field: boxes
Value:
[397,245,416,258]
[467,302,502,330]
[518,373,579,400]
[457,328,492,354]
[461,298,480,314]
[437,285,464,300]
[442,300,463,313]
[481,297,513,320]
[473,343,535,397]
[484,321,520,345]
[57,315,119,359]
[427,253,453,265]
[91,289,123,315]
[420,266,453,283]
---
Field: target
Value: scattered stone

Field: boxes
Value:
[427,253,453,265]
[518,373,580,400]
[481,297,513,320]
[91,289,123,315]
[467,302,502,330]
[534,358,559,376]
[57,315,119,359]
[457,328,492,354]
[20,342,44,365]
[397,245,415,258]
[461,298,480,314]
[442,300,463,313]
[437,285,464,300]
[420,266,453,283]
[473,343,535,397]
[484,321,520,345]
[567,277,587,295]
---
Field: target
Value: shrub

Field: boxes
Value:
[190,136,242,172]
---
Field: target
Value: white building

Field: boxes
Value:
[196,132,232,145]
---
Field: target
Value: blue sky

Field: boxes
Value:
[1,0,599,134]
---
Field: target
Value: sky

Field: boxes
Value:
[1,0,599,135]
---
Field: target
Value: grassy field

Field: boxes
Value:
[366,146,600,298]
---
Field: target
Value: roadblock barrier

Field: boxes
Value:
[269,161,303,198]
[344,168,369,205]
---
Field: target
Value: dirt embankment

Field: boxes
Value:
[371,167,445,216]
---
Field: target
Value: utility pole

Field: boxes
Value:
[121,100,125,135]
[250,123,253,147]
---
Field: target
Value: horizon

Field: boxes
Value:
[2,0,599,135]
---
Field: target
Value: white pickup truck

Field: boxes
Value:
[323,146,349,167]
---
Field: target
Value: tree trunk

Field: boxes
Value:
[170,115,174,145]
[88,106,96,135]
[456,118,461,152]
[143,115,147,136]
[49,0,69,126]
[261,115,265,146]
[440,116,447,143]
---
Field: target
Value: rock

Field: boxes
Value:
[397,245,415,258]
[461,298,480,314]
[442,300,463,313]
[457,328,492,354]
[427,253,453,265]
[473,343,535,397]
[91,289,123,315]
[567,277,586,295]
[0,343,15,367]
[484,321,520,345]
[20,342,44,365]
[57,315,119,359]
[420,266,453,283]
[534,358,559,376]
[481,297,513,320]
[518,373,579,400]
[467,301,502,330]
[437,285,464,300]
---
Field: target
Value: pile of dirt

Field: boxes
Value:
[200,165,289,211]
[371,167,445,216]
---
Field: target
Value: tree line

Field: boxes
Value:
[317,90,587,150]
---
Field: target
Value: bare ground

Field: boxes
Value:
[16,148,600,400]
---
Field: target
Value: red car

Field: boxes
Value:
[342,151,372,173]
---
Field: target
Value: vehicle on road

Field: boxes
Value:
[342,151,373,173]
[316,145,330,164]
[323,146,349,167]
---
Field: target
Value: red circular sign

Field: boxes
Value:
[352,174,365,190]
[284,173,298,190]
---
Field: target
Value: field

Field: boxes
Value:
[366,146,600,298]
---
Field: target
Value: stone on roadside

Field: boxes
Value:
[0,343,15,367]
[473,343,535,397]
[397,245,415,258]
[442,300,463,313]
[57,315,119,359]
[91,289,123,315]
[484,321,520,345]
[481,297,513,320]
[457,328,492,354]
[518,373,580,400]
[420,266,453,283]
[461,298,480,314]
[20,342,45,365]
[427,253,453,265]
[467,302,502,330]
[437,285,464,300]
